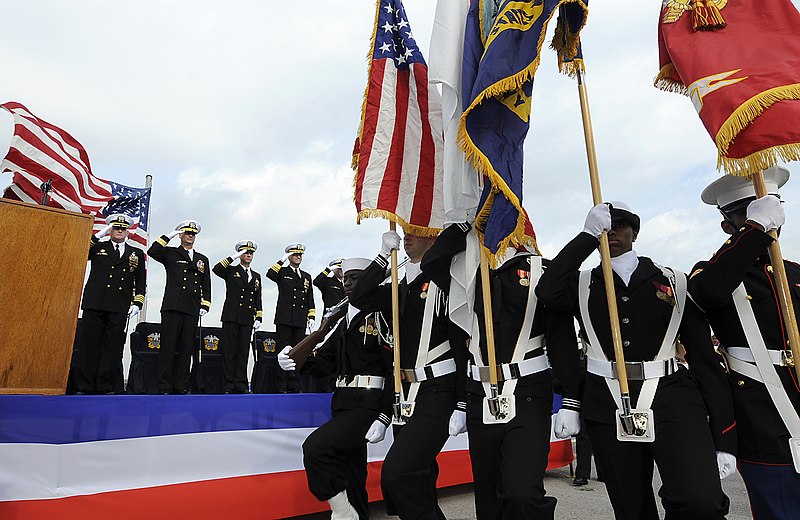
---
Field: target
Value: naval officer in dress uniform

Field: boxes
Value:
[213,240,263,394]
[350,229,468,520]
[148,220,211,394]
[267,242,316,392]
[689,166,800,520]
[76,213,146,394]
[279,257,394,520]
[314,257,346,313]
[423,222,582,519]
[536,202,734,520]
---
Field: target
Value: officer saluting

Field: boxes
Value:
[213,240,263,394]
[148,220,211,394]
[690,167,800,519]
[536,202,734,520]
[267,243,316,392]
[314,257,346,313]
[75,213,146,394]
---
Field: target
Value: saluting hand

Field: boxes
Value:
[96,223,115,239]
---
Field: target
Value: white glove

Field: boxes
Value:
[553,409,581,439]
[582,204,612,238]
[253,319,261,331]
[279,252,291,264]
[380,230,401,257]
[277,346,296,371]
[231,250,245,260]
[448,410,467,436]
[96,223,114,239]
[199,308,208,317]
[365,420,388,443]
[166,229,180,239]
[716,451,736,480]
[127,305,140,319]
[746,195,785,232]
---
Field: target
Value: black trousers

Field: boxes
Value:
[158,310,198,393]
[381,385,454,520]
[221,321,251,393]
[574,415,593,479]
[302,405,378,520]
[466,392,556,520]
[275,324,305,393]
[76,309,126,394]
[585,396,729,520]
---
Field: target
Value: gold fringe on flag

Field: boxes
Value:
[356,208,442,237]
[714,83,800,176]
[550,0,588,78]
[653,63,688,95]
[351,0,383,174]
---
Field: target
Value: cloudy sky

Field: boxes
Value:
[2,0,799,335]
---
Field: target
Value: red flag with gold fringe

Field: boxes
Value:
[655,0,800,176]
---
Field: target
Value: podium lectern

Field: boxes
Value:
[0,199,93,394]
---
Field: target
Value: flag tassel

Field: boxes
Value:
[692,0,726,31]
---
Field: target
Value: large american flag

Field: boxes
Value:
[352,0,444,235]
[1,102,151,247]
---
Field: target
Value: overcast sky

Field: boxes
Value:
[2,0,799,332]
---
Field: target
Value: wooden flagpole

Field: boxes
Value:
[389,222,403,419]
[575,69,636,432]
[751,172,800,380]
[141,173,153,322]
[479,245,501,408]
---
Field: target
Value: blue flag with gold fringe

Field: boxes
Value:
[459,0,587,259]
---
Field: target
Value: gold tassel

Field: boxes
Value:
[693,0,726,31]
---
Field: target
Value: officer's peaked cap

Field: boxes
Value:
[176,220,201,234]
[608,201,640,232]
[236,240,258,253]
[106,213,133,229]
[701,166,789,211]
[329,257,345,268]
[285,243,306,255]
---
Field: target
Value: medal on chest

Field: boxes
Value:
[420,282,429,299]
[197,259,205,273]
[128,252,138,272]
[653,281,676,306]
[517,269,530,287]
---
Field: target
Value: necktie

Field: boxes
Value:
[115,244,121,258]
[246,268,252,283]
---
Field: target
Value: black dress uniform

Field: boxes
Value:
[267,261,315,392]
[536,232,734,520]
[302,306,394,520]
[426,224,581,519]
[689,222,800,516]
[149,236,211,394]
[213,258,263,393]
[350,246,468,520]
[76,236,146,393]
[313,268,346,312]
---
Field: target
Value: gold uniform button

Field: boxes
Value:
[109,275,113,278]
[107,284,110,288]
[239,303,243,307]
[182,286,186,289]
[737,380,745,387]
[725,239,731,245]
[746,295,753,300]
[118,287,122,290]
[739,227,746,232]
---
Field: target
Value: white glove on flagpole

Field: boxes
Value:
[277,346,296,371]
[96,224,114,239]
[716,451,737,480]
[448,410,467,436]
[199,308,208,317]
[553,409,581,439]
[746,195,785,232]
[365,420,388,443]
[380,230,401,257]
[582,204,612,238]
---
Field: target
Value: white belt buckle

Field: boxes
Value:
[790,438,800,474]
[482,395,516,424]
[616,408,655,443]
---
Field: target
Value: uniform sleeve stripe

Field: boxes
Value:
[201,300,212,306]
[375,256,388,268]
[156,237,167,246]
[271,263,282,273]
[378,413,391,426]
[689,268,704,279]
[255,311,263,318]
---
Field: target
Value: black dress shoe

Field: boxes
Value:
[573,476,589,486]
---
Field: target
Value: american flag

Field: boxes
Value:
[1,102,151,247]
[352,0,444,235]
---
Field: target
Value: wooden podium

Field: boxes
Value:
[0,199,93,394]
